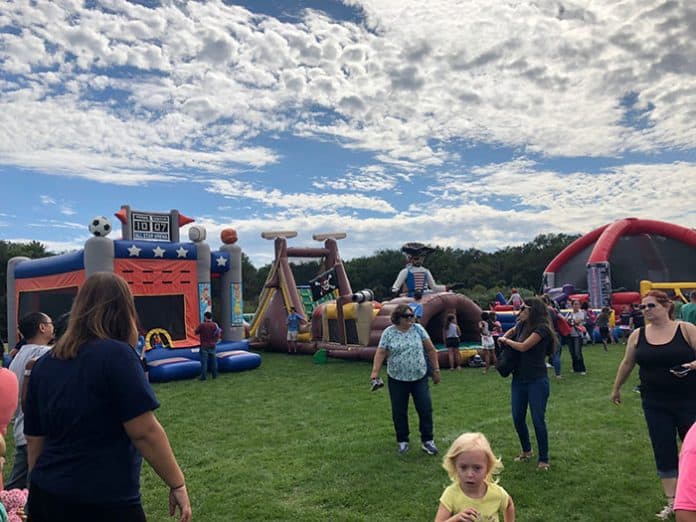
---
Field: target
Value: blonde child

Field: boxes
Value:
[444,314,462,370]
[435,432,515,522]
[479,312,496,374]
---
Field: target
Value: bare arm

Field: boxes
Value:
[676,510,696,522]
[434,503,455,522]
[124,411,192,522]
[370,348,388,380]
[681,322,696,359]
[423,337,441,384]
[499,332,542,353]
[435,503,483,522]
[504,496,516,522]
[611,329,639,404]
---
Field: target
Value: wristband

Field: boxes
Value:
[170,483,186,490]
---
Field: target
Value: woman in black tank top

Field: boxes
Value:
[611,290,696,520]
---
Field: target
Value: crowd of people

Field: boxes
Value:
[3,279,696,520]
[368,287,696,520]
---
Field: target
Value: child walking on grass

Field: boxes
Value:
[435,432,515,522]
[596,306,612,351]
[444,313,462,370]
[479,312,496,374]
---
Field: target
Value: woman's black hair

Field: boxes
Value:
[53,312,71,342]
[518,297,558,356]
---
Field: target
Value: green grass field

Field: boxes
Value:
[3,343,671,521]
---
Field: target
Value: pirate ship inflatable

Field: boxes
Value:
[248,234,481,368]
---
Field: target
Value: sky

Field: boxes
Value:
[1,0,696,268]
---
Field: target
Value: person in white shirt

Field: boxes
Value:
[5,312,53,490]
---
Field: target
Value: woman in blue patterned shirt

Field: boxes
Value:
[370,303,441,455]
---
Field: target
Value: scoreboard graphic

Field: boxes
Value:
[132,212,171,241]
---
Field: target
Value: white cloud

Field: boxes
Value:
[1,0,696,267]
[206,178,396,214]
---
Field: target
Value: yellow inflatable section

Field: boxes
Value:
[640,280,695,302]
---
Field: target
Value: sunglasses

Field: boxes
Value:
[401,313,415,319]
[639,303,658,310]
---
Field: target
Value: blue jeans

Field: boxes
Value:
[642,396,696,478]
[511,376,550,463]
[551,343,562,376]
[387,375,433,443]
[199,347,217,380]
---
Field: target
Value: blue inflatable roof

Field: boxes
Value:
[14,250,84,278]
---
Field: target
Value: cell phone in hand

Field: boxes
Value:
[370,377,384,391]
[670,364,693,378]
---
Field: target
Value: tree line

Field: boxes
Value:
[1,233,579,341]
[241,232,580,310]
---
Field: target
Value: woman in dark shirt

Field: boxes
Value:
[498,297,557,470]
[611,290,696,520]
[24,273,192,522]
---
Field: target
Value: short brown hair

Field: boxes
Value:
[390,304,412,324]
[52,272,138,360]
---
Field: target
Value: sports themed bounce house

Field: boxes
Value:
[6,205,261,381]
[542,217,696,308]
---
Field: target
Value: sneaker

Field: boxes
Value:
[580,372,587,375]
[655,503,674,520]
[397,442,409,454]
[421,440,438,455]
[545,362,553,368]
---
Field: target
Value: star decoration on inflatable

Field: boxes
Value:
[175,247,188,258]
[216,255,228,267]
[127,245,142,257]
[152,246,166,258]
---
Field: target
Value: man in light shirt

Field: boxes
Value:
[5,312,53,490]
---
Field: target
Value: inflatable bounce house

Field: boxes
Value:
[542,217,696,310]
[248,233,482,369]
[6,205,261,382]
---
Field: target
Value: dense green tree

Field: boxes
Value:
[2,234,580,336]
[0,241,53,342]
[344,249,405,301]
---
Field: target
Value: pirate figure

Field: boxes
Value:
[391,242,447,297]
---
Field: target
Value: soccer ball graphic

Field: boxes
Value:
[88,216,112,237]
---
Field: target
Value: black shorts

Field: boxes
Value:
[445,337,460,349]
[599,326,610,340]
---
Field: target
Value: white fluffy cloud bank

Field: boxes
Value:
[1,0,695,264]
